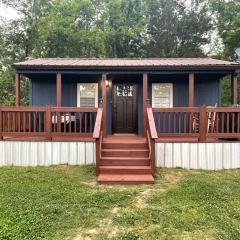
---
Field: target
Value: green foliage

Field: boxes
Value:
[146,0,212,57]
[0,0,239,105]
[0,166,239,239]
[209,0,240,60]
[208,0,240,105]
[0,165,138,239]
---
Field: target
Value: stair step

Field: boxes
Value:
[101,157,150,166]
[103,136,147,143]
[99,165,152,174]
[102,142,148,150]
[97,174,154,184]
[101,149,149,157]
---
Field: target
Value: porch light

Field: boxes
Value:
[105,79,110,87]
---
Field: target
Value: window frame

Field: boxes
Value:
[152,83,173,108]
[77,83,98,108]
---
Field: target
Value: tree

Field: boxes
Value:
[146,0,212,57]
[209,0,240,60]
[104,0,146,57]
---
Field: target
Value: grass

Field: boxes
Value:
[0,166,239,240]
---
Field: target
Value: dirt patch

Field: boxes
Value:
[135,188,153,209]
[50,165,76,175]
[164,171,184,185]
[81,181,97,187]
[72,215,126,239]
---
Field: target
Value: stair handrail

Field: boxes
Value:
[93,107,103,176]
[93,108,103,139]
[147,107,158,175]
[147,107,158,139]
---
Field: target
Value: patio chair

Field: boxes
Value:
[207,103,217,133]
[192,103,217,133]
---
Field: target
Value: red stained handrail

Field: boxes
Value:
[147,108,158,139]
[93,108,103,139]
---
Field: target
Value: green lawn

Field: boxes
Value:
[0,166,239,240]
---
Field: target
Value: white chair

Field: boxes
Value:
[207,103,217,133]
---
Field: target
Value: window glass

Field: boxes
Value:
[78,83,98,107]
[152,83,173,108]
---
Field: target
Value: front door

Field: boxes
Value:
[112,84,138,133]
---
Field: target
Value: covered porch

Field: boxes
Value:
[1,71,239,143]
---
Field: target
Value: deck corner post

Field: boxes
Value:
[46,105,52,141]
[189,73,194,107]
[102,73,107,137]
[56,73,62,107]
[0,107,2,140]
[96,138,100,176]
[15,73,21,107]
[231,72,238,105]
[199,105,207,142]
[143,73,148,137]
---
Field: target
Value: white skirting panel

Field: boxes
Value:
[156,143,240,170]
[0,141,95,166]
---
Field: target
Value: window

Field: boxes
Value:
[117,85,133,97]
[152,83,173,108]
[77,83,98,107]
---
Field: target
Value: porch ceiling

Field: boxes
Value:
[13,58,240,71]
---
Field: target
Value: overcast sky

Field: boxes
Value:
[0,3,20,21]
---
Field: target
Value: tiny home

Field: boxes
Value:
[0,58,240,184]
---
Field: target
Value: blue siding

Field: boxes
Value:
[29,72,221,135]
[149,74,221,107]
[30,74,101,107]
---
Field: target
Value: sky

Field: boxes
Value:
[0,3,20,21]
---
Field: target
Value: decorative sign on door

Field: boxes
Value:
[117,85,133,97]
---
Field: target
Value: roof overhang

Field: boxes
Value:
[13,58,240,73]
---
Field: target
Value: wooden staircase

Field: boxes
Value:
[97,136,155,184]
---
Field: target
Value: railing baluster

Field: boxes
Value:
[227,113,229,133]
[85,113,87,133]
[90,112,93,132]
[80,112,82,133]
[23,112,26,132]
[238,112,240,133]
[69,112,71,133]
[184,112,187,133]
[74,112,77,133]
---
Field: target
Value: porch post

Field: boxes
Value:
[15,73,21,106]
[102,73,107,137]
[188,73,194,107]
[143,73,148,137]
[231,72,238,105]
[56,73,62,107]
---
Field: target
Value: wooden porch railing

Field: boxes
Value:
[0,106,97,140]
[153,106,240,141]
[206,107,240,139]
[147,108,158,174]
[93,108,103,176]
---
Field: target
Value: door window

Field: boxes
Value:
[117,85,133,97]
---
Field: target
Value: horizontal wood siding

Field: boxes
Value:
[0,141,95,166]
[156,142,240,170]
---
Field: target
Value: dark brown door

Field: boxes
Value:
[112,84,138,133]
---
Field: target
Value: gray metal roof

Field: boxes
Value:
[13,58,240,71]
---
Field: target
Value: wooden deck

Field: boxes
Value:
[1,106,240,183]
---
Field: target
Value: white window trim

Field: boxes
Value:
[152,83,173,108]
[77,83,98,108]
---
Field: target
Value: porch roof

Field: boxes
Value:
[13,58,240,71]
